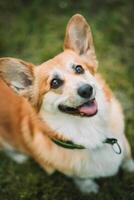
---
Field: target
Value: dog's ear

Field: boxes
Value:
[0,57,34,98]
[64,14,98,72]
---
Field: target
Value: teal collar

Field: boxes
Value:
[51,138,85,150]
[51,137,121,153]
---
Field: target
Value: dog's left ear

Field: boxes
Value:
[64,14,98,72]
[0,57,35,99]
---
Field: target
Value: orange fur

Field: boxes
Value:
[0,79,73,174]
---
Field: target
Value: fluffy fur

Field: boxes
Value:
[0,14,134,193]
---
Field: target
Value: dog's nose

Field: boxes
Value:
[77,84,93,98]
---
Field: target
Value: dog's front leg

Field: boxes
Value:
[74,178,99,194]
[22,131,56,174]
[32,155,56,175]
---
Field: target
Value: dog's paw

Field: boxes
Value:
[74,178,99,194]
[44,165,56,175]
[122,159,134,172]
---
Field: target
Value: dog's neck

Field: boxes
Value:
[39,108,109,150]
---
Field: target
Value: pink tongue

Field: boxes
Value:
[78,100,98,116]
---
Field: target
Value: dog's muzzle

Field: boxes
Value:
[58,98,98,117]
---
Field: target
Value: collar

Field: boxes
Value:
[51,137,121,154]
[51,138,85,150]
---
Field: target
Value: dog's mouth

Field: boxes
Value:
[58,98,98,117]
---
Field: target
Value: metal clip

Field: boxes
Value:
[104,138,121,154]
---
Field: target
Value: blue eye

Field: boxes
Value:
[75,65,84,74]
[51,78,63,89]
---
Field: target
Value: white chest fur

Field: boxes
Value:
[75,145,123,178]
[40,109,124,179]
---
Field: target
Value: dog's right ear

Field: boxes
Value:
[0,57,34,98]
[64,14,98,73]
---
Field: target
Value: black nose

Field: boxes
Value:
[77,84,93,98]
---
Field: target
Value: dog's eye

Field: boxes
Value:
[50,78,63,89]
[75,65,84,74]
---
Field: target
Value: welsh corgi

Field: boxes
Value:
[0,14,134,193]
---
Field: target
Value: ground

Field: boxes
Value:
[0,0,134,200]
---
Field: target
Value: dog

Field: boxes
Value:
[0,14,134,193]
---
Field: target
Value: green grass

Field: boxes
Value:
[0,0,134,199]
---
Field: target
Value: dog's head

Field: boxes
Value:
[36,14,99,118]
[0,14,107,149]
